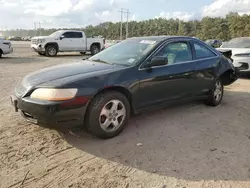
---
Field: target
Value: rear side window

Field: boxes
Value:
[194,42,216,60]
[74,32,83,38]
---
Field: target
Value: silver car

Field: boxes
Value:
[218,37,250,75]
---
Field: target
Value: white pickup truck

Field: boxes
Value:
[0,38,13,58]
[31,30,105,56]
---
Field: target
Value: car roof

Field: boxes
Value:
[58,30,82,33]
[127,36,195,42]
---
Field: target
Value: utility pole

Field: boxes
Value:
[119,8,130,40]
[119,8,124,40]
[39,22,41,36]
[34,22,37,36]
[125,9,130,39]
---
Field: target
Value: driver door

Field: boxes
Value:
[136,40,198,109]
[58,32,74,51]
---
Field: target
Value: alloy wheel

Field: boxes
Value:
[48,47,57,56]
[99,99,126,132]
[214,80,222,101]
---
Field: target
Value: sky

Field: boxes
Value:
[0,0,250,29]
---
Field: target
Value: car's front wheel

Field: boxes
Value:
[85,91,130,139]
[45,45,57,57]
[205,79,224,106]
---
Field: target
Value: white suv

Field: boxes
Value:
[0,38,13,58]
[31,30,105,57]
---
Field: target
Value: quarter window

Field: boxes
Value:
[154,42,192,65]
[194,42,216,59]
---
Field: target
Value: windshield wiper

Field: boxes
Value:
[91,59,113,64]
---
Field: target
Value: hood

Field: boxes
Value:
[22,60,118,88]
[217,48,250,56]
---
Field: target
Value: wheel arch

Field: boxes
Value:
[90,42,101,50]
[0,48,3,53]
[219,69,237,86]
[45,42,59,51]
[85,86,134,121]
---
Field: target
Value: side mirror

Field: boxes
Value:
[60,35,65,40]
[149,56,168,67]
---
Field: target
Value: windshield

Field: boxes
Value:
[89,39,159,66]
[49,31,62,37]
[221,38,250,48]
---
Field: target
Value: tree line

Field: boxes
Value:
[3,12,250,41]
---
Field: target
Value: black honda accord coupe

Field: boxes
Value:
[11,36,238,139]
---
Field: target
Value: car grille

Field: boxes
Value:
[31,39,38,44]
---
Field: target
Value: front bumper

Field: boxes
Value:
[10,95,87,128]
[232,57,250,73]
[31,44,45,52]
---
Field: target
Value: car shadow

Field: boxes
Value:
[59,90,250,182]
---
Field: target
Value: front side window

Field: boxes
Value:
[194,42,216,59]
[63,32,75,38]
[154,42,192,65]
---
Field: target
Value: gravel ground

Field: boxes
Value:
[1,42,250,188]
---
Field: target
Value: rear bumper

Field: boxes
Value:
[10,95,87,128]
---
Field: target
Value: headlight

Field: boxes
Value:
[30,88,78,101]
[37,39,45,43]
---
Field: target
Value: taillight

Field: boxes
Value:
[234,53,250,57]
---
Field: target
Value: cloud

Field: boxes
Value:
[156,11,196,21]
[202,0,250,17]
[0,0,127,29]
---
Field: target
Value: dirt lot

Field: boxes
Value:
[1,42,250,188]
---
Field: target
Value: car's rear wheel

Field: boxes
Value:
[85,91,130,139]
[0,50,2,58]
[45,45,57,57]
[90,45,100,56]
[205,79,224,106]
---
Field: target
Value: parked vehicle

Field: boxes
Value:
[205,39,222,48]
[8,36,22,41]
[217,37,250,75]
[11,36,238,139]
[0,37,13,58]
[31,30,105,56]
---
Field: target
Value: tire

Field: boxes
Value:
[85,91,130,139]
[205,79,224,106]
[0,51,2,58]
[90,45,100,56]
[38,52,45,56]
[45,45,57,57]
[80,52,86,55]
